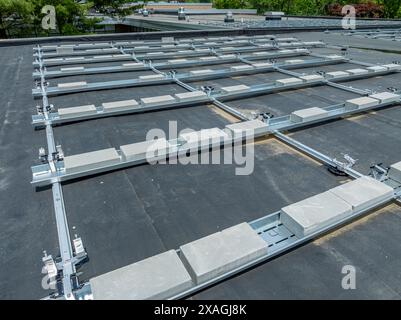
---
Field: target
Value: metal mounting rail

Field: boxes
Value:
[32,58,348,98]
[35,47,77,299]
[34,50,311,79]
[32,73,399,128]
[30,98,401,187]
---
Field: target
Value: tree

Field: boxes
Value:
[377,0,401,18]
[0,0,33,38]
[30,0,95,35]
[213,0,248,9]
[93,0,135,19]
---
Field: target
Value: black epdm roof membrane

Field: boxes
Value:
[1,30,401,299]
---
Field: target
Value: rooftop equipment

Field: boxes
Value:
[265,11,285,20]
[178,7,186,21]
[224,11,234,23]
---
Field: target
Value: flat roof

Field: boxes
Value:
[1,30,401,299]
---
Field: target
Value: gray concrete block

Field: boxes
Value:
[174,91,208,102]
[168,59,188,64]
[285,59,304,64]
[57,81,87,89]
[252,51,269,56]
[65,57,85,61]
[220,84,250,94]
[325,54,344,60]
[60,67,84,72]
[90,250,193,300]
[230,65,254,72]
[102,99,139,112]
[179,128,229,151]
[329,176,394,212]
[290,107,328,123]
[199,57,219,61]
[140,95,176,106]
[44,58,63,63]
[93,55,112,59]
[325,71,350,79]
[389,161,401,183]
[179,223,267,284]
[278,50,294,54]
[58,104,97,118]
[64,148,120,174]
[219,54,236,59]
[122,62,144,68]
[276,77,303,86]
[189,69,214,76]
[225,119,268,139]
[120,138,171,162]
[383,64,401,71]
[56,47,73,55]
[299,75,324,83]
[345,97,379,111]
[138,74,165,81]
[366,65,388,72]
[252,62,273,68]
[280,191,353,238]
[346,68,369,75]
[369,92,400,104]
[147,52,164,56]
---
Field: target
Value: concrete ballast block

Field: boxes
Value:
[285,59,304,64]
[230,65,254,72]
[57,81,87,89]
[199,57,219,61]
[90,250,193,300]
[389,161,401,183]
[64,148,120,174]
[252,62,273,68]
[221,84,250,94]
[366,66,388,72]
[102,99,139,112]
[175,91,208,102]
[122,63,144,68]
[325,71,350,79]
[190,69,214,76]
[60,67,84,72]
[382,64,401,71]
[329,176,394,212]
[179,128,229,150]
[141,95,176,106]
[346,68,369,75]
[276,77,303,86]
[179,223,268,284]
[280,191,353,238]
[369,92,400,104]
[120,138,171,162]
[58,104,97,118]
[225,119,268,139]
[139,74,165,81]
[345,97,379,111]
[299,75,324,83]
[290,107,328,123]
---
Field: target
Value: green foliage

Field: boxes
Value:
[93,0,135,19]
[213,0,248,9]
[377,0,401,18]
